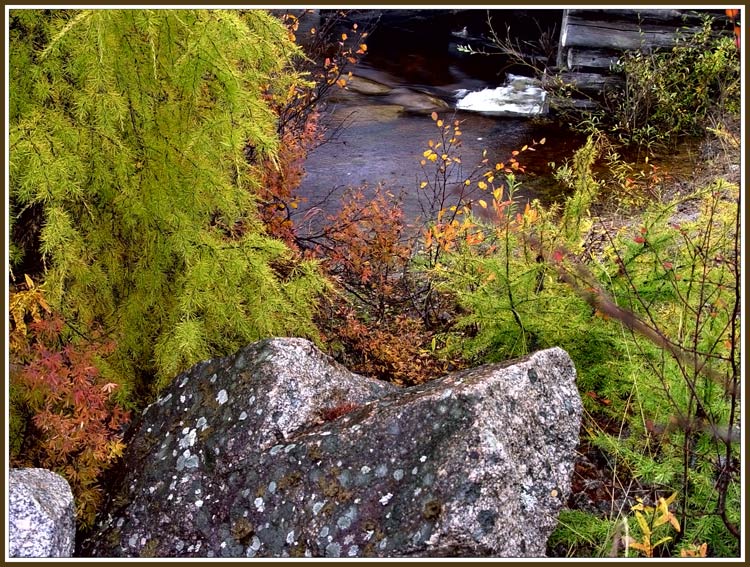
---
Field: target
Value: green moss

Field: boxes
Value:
[421,499,442,521]
[138,538,160,558]
[230,517,254,546]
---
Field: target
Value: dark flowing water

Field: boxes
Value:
[292,9,586,234]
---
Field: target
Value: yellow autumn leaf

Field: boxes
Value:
[628,541,651,555]
[477,181,487,190]
[428,153,438,162]
[478,199,487,208]
[635,511,651,537]
[420,181,428,188]
[464,179,471,186]
[341,33,348,40]
[423,149,434,158]
[539,137,546,144]
[651,536,673,548]
[431,111,438,121]
[437,119,443,127]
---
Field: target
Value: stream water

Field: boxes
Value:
[291,9,587,235]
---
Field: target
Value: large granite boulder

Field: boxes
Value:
[9,468,76,558]
[83,338,581,558]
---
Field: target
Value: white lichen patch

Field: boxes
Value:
[420,455,427,463]
[270,445,284,456]
[337,516,351,529]
[254,497,265,512]
[178,376,189,388]
[210,374,217,384]
[176,450,199,471]
[393,469,404,481]
[216,389,228,405]
[196,416,208,431]
[325,542,341,558]
[313,501,325,516]
[379,493,393,505]
[179,429,197,449]
[360,465,371,474]
[158,393,172,406]
[195,499,204,508]
[239,411,248,421]
[348,544,359,557]
[286,530,295,544]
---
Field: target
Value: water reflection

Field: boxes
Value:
[293,9,584,235]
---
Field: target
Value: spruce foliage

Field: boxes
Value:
[9,9,328,394]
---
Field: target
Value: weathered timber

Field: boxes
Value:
[560,16,703,52]
[559,9,732,70]
[553,8,731,105]
[566,48,620,70]
[565,8,710,25]
[543,71,623,95]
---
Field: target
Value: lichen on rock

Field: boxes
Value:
[82,338,581,558]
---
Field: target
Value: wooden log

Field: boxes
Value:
[560,15,704,51]
[544,71,623,94]
[566,48,620,70]
[549,96,600,112]
[565,8,711,25]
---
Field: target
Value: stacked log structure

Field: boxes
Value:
[549,8,735,106]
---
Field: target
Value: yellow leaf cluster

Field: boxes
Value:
[9,275,51,354]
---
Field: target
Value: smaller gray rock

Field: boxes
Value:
[344,75,394,95]
[9,468,75,558]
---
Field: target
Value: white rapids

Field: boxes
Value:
[455,74,548,117]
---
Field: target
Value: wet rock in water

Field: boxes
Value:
[386,89,451,114]
[343,75,394,96]
[9,468,76,558]
[82,338,581,558]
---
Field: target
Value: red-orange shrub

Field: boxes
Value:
[10,305,130,528]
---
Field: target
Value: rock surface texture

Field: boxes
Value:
[83,338,581,558]
[9,468,76,558]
